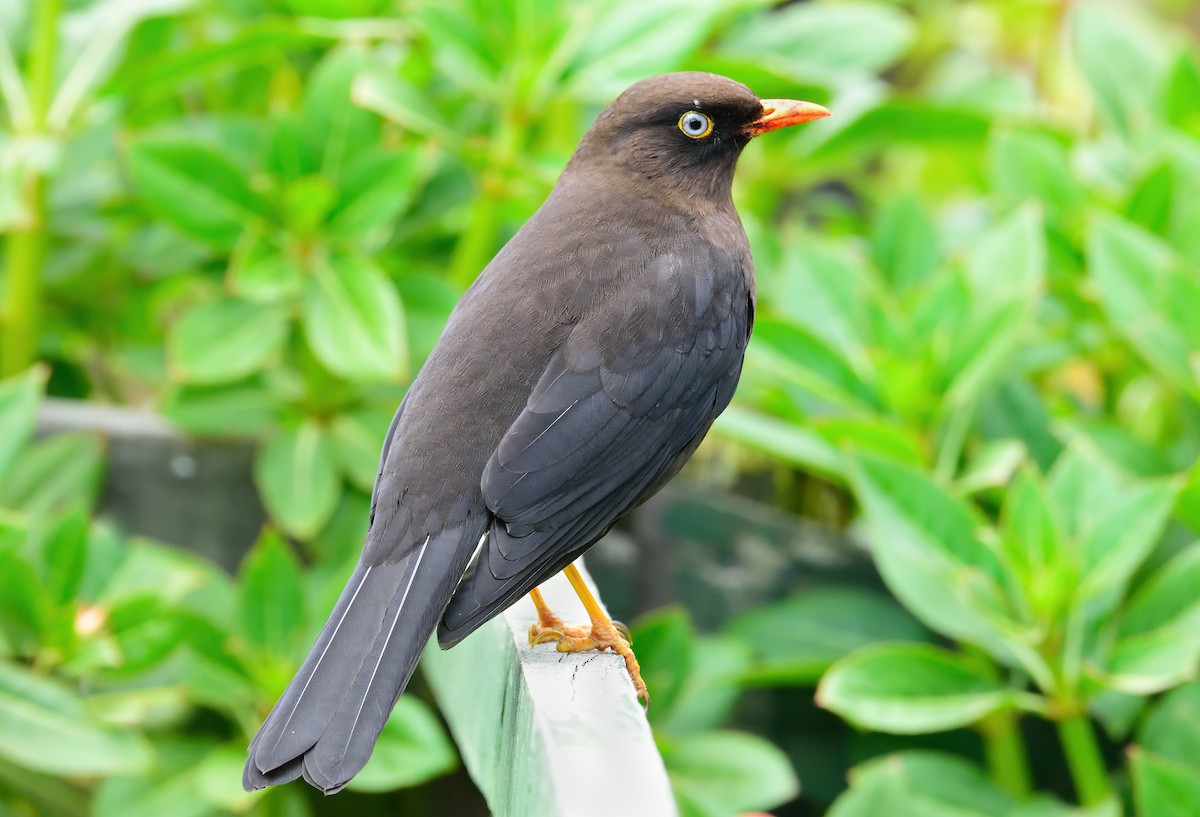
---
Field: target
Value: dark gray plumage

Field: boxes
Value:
[244,71,827,794]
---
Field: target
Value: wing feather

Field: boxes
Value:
[438,247,750,647]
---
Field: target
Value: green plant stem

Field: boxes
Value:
[26,0,59,124]
[980,710,1032,799]
[2,0,61,376]
[2,189,46,376]
[1057,712,1112,807]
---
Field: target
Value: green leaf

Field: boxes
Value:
[103,598,187,676]
[964,205,1045,302]
[1130,749,1200,817]
[810,101,991,163]
[1126,162,1175,235]
[712,405,841,478]
[168,298,290,385]
[0,757,91,816]
[1078,479,1179,600]
[751,319,878,411]
[308,490,370,566]
[942,299,1027,407]
[988,131,1084,215]
[0,366,46,485]
[0,661,152,776]
[127,137,272,248]
[1100,631,1199,696]
[1046,443,1129,542]
[819,644,1010,734]
[329,408,393,493]
[1058,420,1174,478]
[814,417,927,468]
[327,148,422,241]
[728,587,930,685]
[1120,541,1200,639]
[1138,680,1200,771]
[771,239,872,370]
[564,0,725,99]
[630,607,694,719]
[302,46,380,175]
[112,21,325,104]
[255,421,341,540]
[227,232,303,304]
[0,550,48,655]
[266,113,316,183]
[177,649,259,716]
[958,439,1026,495]
[828,751,1016,817]
[871,193,939,291]
[0,509,26,553]
[162,382,280,437]
[303,256,407,382]
[282,175,337,235]
[1180,464,1200,534]
[347,697,457,792]
[1000,466,1068,617]
[395,272,462,362]
[193,744,258,811]
[1089,214,1200,398]
[239,531,304,656]
[1008,798,1117,817]
[41,508,89,606]
[940,209,1043,408]
[848,454,1020,664]
[661,730,799,817]
[653,636,751,736]
[1091,690,1146,742]
[979,378,1061,472]
[1072,5,1167,135]
[73,521,127,610]
[0,432,105,516]
[1161,50,1200,134]
[718,2,913,85]
[351,70,455,142]
[98,539,231,612]
[92,740,216,817]
[412,3,503,93]
[283,0,388,17]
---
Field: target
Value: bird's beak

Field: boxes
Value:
[744,99,831,137]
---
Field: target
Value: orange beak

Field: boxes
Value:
[744,99,831,137]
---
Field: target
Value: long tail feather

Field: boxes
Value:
[244,523,481,793]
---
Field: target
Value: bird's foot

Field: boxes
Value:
[530,617,649,709]
[528,616,590,643]
[528,616,631,644]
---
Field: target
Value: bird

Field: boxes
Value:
[243,71,829,794]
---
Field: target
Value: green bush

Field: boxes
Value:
[2,0,1199,815]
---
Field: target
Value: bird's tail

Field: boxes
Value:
[242,523,480,793]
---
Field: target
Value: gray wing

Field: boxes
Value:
[438,248,750,646]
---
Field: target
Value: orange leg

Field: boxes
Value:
[526,564,648,708]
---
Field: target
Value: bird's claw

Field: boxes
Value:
[529,620,592,645]
[527,618,650,708]
[530,626,563,646]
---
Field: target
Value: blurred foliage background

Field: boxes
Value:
[2,0,1200,815]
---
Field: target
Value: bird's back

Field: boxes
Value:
[363,173,751,566]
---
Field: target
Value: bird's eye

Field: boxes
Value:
[677,111,714,140]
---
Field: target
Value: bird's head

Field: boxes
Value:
[564,72,830,203]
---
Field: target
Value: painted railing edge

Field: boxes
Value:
[422,560,678,817]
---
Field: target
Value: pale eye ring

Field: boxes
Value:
[678,110,714,139]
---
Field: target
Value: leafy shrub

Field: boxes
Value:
[2,0,1199,815]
